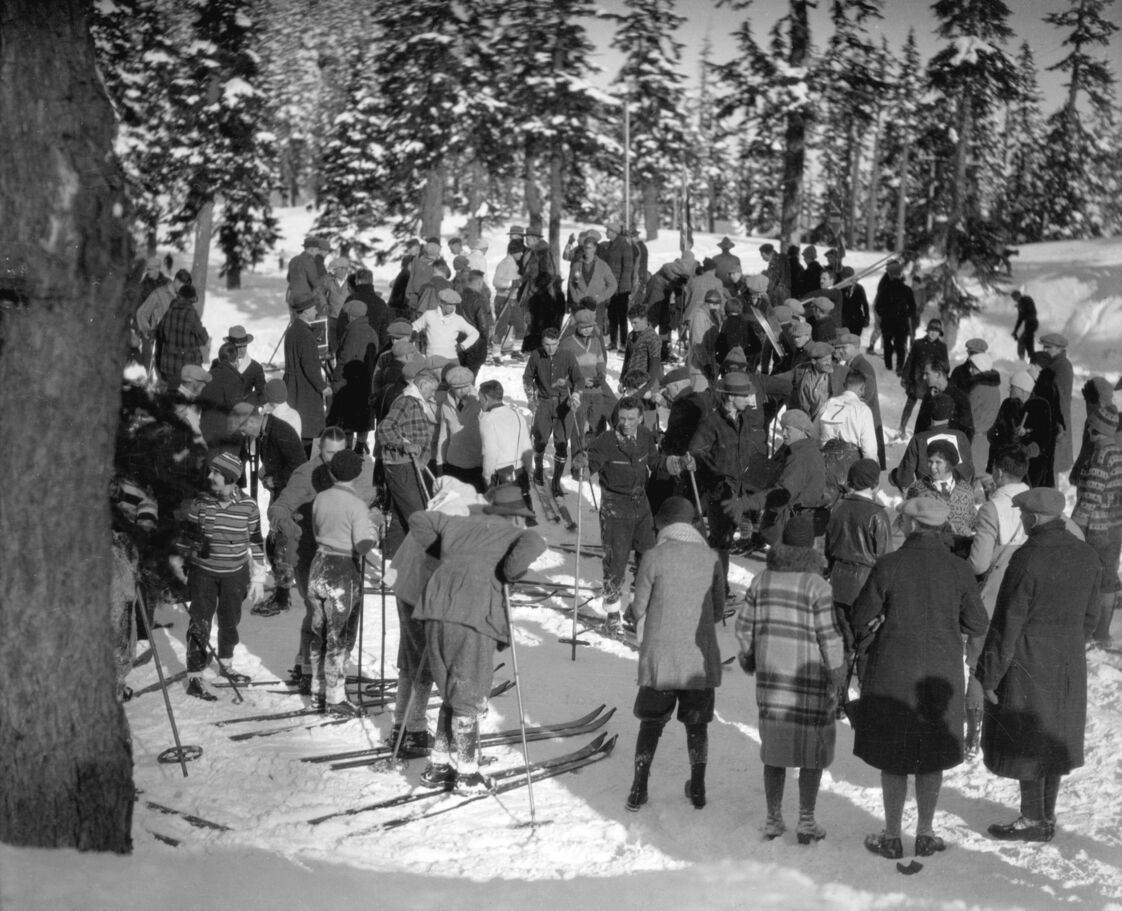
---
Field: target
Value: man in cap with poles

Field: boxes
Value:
[411,484,546,794]
[978,487,1101,843]
[287,235,328,309]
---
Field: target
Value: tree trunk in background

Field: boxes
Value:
[191,197,214,317]
[847,135,862,249]
[523,143,543,238]
[466,159,485,247]
[895,140,910,254]
[642,182,659,241]
[779,0,810,246]
[420,163,444,240]
[865,111,882,249]
[0,0,135,852]
[548,142,563,267]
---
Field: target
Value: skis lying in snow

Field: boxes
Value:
[309,732,616,828]
[215,679,515,728]
[143,800,231,832]
[228,716,356,742]
[532,482,564,525]
[322,705,616,770]
[375,733,618,832]
[129,669,188,698]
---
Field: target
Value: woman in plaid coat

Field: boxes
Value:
[736,513,846,843]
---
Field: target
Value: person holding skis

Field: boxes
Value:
[412,485,546,794]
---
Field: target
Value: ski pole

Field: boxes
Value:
[135,589,194,777]
[265,324,290,369]
[207,644,244,705]
[391,644,429,763]
[687,466,708,537]
[565,472,590,660]
[501,583,538,825]
[413,457,432,507]
[357,555,367,715]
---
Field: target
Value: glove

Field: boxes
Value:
[682,452,696,472]
[984,689,999,705]
[721,495,749,522]
[569,392,582,410]
[665,455,683,476]
[571,452,589,472]
[738,651,756,675]
[248,580,265,606]
[1011,331,1018,340]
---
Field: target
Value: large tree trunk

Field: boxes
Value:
[641,182,659,241]
[0,0,135,852]
[465,158,485,247]
[865,111,882,249]
[847,130,862,249]
[420,163,444,240]
[191,196,214,317]
[779,0,810,246]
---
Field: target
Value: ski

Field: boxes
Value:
[216,679,514,727]
[575,612,639,651]
[309,733,612,827]
[305,704,607,764]
[375,733,618,831]
[555,500,578,532]
[129,669,188,698]
[550,541,604,558]
[325,706,616,770]
[228,716,357,742]
[216,676,397,691]
[532,482,562,524]
[143,800,232,832]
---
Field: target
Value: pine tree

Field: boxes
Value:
[1040,0,1119,238]
[91,0,185,253]
[715,16,790,236]
[814,0,884,245]
[312,45,386,258]
[610,0,690,240]
[692,34,738,233]
[1001,43,1048,241]
[167,0,280,295]
[927,0,1019,322]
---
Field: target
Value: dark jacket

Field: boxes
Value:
[900,337,949,399]
[851,532,989,773]
[155,296,209,384]
[329,316,379,432]
[259,412,307,494]
[915,381,975,442]
[894,425,974,488]
[588,425,659,499]
[337,286,389,351]
[689,388,771,496]
[410,512,547,645]
[987,395,1054,484]
[661,387,710,457]
[873,275,917,330]
[841,283,870,335]
[825,495,893,606]
[522,347,582,402]
[755,436,828,511]
[283,318,327,440]
[602,235,635,294]
[978,520,1101,779]
[198,359,247,450]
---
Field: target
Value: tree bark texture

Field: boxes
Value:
[779,0,810,246]
[191,196,214,316]
[548,142,563,267]
[465,158,485,247]
[641,182,659,241]
[523,141,543,238]
[420,163,444,241]
[0,0,135,852]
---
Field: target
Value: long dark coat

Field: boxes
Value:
[851,532,988,774]
[977,520,1100,779]
[283,318,327,441]
[198,360,247,450]
[329,316,378,432]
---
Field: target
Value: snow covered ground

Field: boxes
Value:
[5,210,1121,911]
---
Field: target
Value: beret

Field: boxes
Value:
[847,458,880,490]
[444,366,473,387]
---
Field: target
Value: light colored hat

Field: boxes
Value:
[969,351,994,372]
[1040,333,1068,348]
[328,256,350,272]
[437,288,462,305]
[343,299,367,318]
[780,409,815,435]
[444,366,473,387]
[1010,371,1035,393]
[899,496,951,527]
[180,364,211,384]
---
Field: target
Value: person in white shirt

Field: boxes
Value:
[478,380,533,516]
[413,288,480,362]
[436,366,484,491]
[263,377,303,440]
[466,238,489,274]
[817,370,878,460]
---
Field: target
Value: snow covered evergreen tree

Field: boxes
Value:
[610,0,690,239]
[1001,42,1048,241]
[167,0,280,293]
[926,0,1018,307]
[692,34,738,233]
[1040,0,1119,238]
[91,0,185,253]
[312,44,386,258]
[814,0,884,245]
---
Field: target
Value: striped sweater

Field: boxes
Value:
[186,488,265,576]
[1073,438,1122,532]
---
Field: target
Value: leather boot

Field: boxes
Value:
[551,457,566,497]
[532,453,544,486]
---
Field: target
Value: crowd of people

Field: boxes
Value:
[111,221,1120,847]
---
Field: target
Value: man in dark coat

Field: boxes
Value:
[914,358,974,442]
[651,367,710,515]
[987,371,1055,484]
[336,268,389,351]
[198,342,248,452]
[644,260,689,362]
[898,319,950,436]
[873,261,916,374]
[411,487,546,793]
[712,237,742,293]
[283,295,329,455]
[1041,334,1074,475]
[601,222,635,350]
[328,299,379,450]
[1011,290,1037,361]
[224,325,267,406]
[978,487,1101,842]
[458,270,494,377]
[853,496,988,859]
[286,235,327,309]
[838,267,869,338]
[574,396,660,631]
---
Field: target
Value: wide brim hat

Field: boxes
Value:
[483,484,536,518]
[224,325,254,344]
[717,236,734,249]
[716,372,753,395]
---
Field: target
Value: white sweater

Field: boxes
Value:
[816,390,877,460]
[479,404,531,480]
[413,310,480,360]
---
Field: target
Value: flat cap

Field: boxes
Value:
[573,309,596,327]
[444,366,473,387]
[663,366,691,385]
[1040,333,1068,348]
[343,298,367,318]
[1011,487,1066,518]
[780,409,815,435]
[965,338,989,354]
[387,319,414,338]
[437,288,462,305]
[806,341,834,358]
[899,496,951,527]
[792,322,813,339]
[744,274,769,293]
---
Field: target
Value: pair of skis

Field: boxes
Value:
[309,731,618,830]
[533,481,577,531]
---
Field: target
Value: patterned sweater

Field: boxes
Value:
[1073,438,1122,532]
